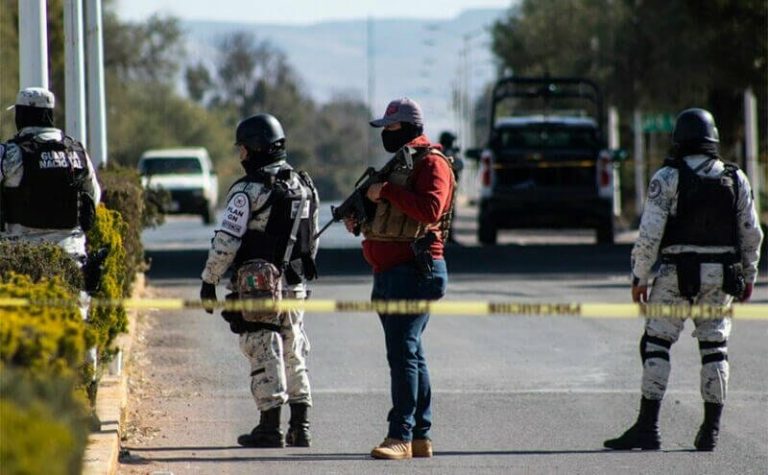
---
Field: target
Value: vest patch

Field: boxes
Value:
[39,150,83,169]
[291,199,309,219]
[220,192,249,237]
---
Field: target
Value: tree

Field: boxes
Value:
[185,62,212,103]
[103,12,183,84]
[490,0,767,155]
[184,31,373,199]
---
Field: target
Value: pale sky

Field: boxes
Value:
[115,0,515,24]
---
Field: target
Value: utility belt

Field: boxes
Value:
[221,290,308,334]
[660,252,744,300]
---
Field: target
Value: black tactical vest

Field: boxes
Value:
[233,166,318,285]
[660,158,739,248]
[2,134,94,230]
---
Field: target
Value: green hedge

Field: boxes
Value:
[0,275,91,474]
[0,241,83,293]
[85,204,128,362]
[0,370,90,475]
[0,274,90,379]
[0,164,158,473]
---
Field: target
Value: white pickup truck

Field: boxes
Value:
[138,147,219,224]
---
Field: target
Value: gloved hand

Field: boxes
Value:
[740,283,753,302]
[631,284,648,303]
[200,281,217,314]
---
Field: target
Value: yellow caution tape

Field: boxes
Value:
[0,297,766,320]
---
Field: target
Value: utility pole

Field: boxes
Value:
[85,0,107,168]
[744,88,761,215]
[64,0,87,144]
[366,15,375,167]
[608,106,621,217]
[19,0,48,89]
[633,109,646,218]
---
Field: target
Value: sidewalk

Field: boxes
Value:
[81,275,144,475]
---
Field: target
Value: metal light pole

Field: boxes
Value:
[64,0,87,144]
[633,109,646,218]
[744,88,761,215]
[366,15,375,167]
[85,0,107,167]
[18,0,48,89]
[608,106,621,217]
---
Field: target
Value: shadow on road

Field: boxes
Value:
[145,244,635,280]
[120,445,698,465]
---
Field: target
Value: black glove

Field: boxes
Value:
[200,282,217,314]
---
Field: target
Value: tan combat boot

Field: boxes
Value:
[370,438,412,460]
[412,438,433,458]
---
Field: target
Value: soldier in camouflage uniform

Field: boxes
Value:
[200,114,319,448]
[604,109,763,451]
[1,87,101,373]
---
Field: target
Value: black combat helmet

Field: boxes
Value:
[672,108,719,146]
[235,113,287,161]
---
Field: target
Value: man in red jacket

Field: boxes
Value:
[345,97,455,460]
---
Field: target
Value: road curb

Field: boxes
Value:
[82,274,144,475]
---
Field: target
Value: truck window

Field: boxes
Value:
[140,157,202,175]
[500,126,599,151]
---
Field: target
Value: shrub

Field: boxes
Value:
[95,163,164,295]
[0,370,90,475]
[0,274,90,378]
[85,204,128,360]
[0,241,83,293]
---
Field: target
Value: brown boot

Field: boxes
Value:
[412,438,433,458]
[370,438,412,460]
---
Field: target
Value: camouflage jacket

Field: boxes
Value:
[631,155,763,286]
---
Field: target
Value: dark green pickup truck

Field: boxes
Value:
[468,77,624,245]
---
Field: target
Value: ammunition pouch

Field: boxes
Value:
[235,259,282,324]
[661,252,740,300]
[722,262,746,298]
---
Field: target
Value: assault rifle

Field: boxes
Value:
[315,149,412,239]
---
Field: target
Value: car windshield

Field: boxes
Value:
[140,157,202,175]
[497,125,599,150]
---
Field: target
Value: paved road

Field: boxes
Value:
[123,207,768,474]
[141,200,640,251]
[120,267,767,474]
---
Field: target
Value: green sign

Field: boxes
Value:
[642,113,675,133]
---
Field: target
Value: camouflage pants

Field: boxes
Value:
[642,263,732,403]
[238,303,312,411]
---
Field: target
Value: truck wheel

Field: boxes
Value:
[202,204,215,225]
[596,219,614,245]
[478,216,498,245]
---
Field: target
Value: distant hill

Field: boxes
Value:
[181,8,508,141]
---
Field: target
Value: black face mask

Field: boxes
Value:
[241,149,287,176]
[671,142,720,160]
[382,128,416,153]
[15,105,54,131]
[241,158,263,176]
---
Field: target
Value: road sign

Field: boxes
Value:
[642,113,675,133]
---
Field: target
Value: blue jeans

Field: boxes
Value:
[371,259,448,441]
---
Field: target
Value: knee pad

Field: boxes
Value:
[639,332,672,364]
[699,340,728,365]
